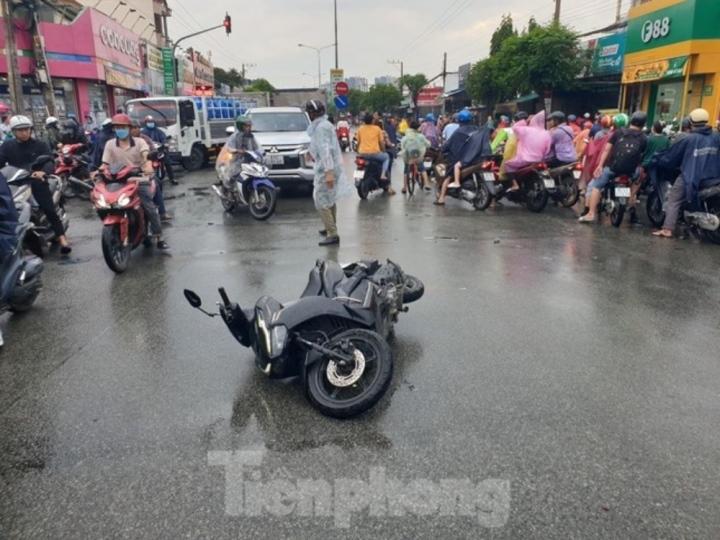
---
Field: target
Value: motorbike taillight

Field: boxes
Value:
[616,175,631,185]
[356,159,366,168]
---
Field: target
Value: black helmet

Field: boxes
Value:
[549,111,566,124]
[630,111,648,128]
[514,111,528,122]
[305,99,325,117]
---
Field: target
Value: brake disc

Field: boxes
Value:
[326,349,366,387]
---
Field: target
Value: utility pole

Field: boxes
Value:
[333,0,338,68]
[2,0,24,113]
[554,0,561,24]
[29,1,57,116]
[241,63,256,87]
[441,52,447,115]
[615,0,623,23]
[388,59,403,92]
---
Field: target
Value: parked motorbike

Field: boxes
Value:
[91,164,150,273]
[1,166,44,322]
[598,173,633,227]
[337,126,350,152]
[151,143,170,182]
[645,165,680,228]
[546,161,581,208]
[55,143,93,200]
[10,157,69,248]
[184,258,422,418]
[213,149,279,220]
[354,156,391,199]
[683,182,720,244]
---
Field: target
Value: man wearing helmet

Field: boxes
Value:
[227,115,263,158]
[580,111,647,223]
[141,115,176,185]
[0,115,73,253]
[420,113,440,148]
[652,108,720,238]
[44,116,61,150]
[306,99,344,246]
[547,111,578,167]
[101,113,168,250]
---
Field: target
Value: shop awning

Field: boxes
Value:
[516,92,539,103]
[622,56,689,84]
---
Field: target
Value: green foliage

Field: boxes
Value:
[527,16,539,33]
[214,67,243,91]
[245,79,275,93]
[348,89,366,116]
[399,73,429,109]
[467,56,512,109]
[490,14,516,56]
[364,84,402,114]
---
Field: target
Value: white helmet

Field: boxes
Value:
[10,115,32,130]
[226,126,236,135]
[45,116,59,127]
[101,118,113,127]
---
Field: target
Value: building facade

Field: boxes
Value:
[622,0,720,124]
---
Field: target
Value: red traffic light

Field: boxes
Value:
[223,13,231,35]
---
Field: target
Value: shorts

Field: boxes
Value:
[404,159,426,174]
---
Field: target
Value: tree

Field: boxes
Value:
[347,89,367,116]
[214,67,243,91]
[527,16,539,33]
[466,56,513,111]
[490,14,516,56]
[245,78,275,93]
[363,84,401,114]
[399,73,428,110]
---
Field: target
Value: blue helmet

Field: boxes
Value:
[457,110,472,124]
[425,113,435,122]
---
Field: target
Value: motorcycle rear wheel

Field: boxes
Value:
[306,329,393,419]
[357,180,369,200]
[646,190,665,229]
[526,174,549,213]
[559,172,580,208]
[611,202,626,227]
[403,275,425,303]
[473,179,492,211]
[248,185,277,221]
[101,225,131,273]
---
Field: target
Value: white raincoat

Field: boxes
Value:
[307,115,348,209]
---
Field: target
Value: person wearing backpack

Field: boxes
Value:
[579,112,647,223]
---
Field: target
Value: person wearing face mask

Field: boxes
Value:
[141,115,176,185]
[101,114,168,250]
[0,115,72,254]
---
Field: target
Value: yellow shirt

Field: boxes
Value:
[398,119,409,135]
[357,124,384,154]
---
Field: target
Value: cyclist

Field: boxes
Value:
[399,119,431,194]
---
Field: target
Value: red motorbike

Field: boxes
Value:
[91,165,151,273]
[55,143,92,200]
[337,126,350,152]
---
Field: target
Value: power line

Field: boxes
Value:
[399,0,473,55]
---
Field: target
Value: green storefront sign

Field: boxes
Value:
[626,0,720,54]
[591,31,626,76]
[161,48,175,96]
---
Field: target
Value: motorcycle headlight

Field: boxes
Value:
[117,194,131,208]
[95,194,110,209]
[167,139,179,152]
[256,313,271,355]
[270,325,288,357]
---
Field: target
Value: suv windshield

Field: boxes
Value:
[127,100,178,128]
[250,112,309,133]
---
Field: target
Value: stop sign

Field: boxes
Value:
[335,81,349,96]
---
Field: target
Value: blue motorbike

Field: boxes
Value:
[213,150,278,221]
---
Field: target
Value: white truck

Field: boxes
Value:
[125,95,264,171]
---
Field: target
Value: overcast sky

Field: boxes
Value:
[166,0,632,88]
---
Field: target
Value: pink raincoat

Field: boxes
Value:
[504,111,551,173]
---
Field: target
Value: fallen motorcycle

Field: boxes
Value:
[184,259,423,418]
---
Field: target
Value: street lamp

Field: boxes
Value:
[119,8,137,25]
[298,42,335,88]
[108,1,127,18]
[388,59,404,92]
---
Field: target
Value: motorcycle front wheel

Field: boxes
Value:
[526,174,549,213]
[306,329,393,419]
[403,275,425,303]
[101,225,131,273]
[248,185,277,221]
[559,172,580,208]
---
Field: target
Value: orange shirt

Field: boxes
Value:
[357,124,384,154]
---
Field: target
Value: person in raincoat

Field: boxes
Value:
[306,100,344,246]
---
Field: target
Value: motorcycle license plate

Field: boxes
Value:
[543,178,556,189]
[353,170,364,180]
[424,161,432,169]
[573,170,581,180]
[483,172,495,182]
[267,154,284,166]
[615,187,631,198]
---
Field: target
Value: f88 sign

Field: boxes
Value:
[641,17,671,43]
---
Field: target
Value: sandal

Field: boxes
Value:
[433,200,445,206]
[578,215,595,223]
[652,229,673,238]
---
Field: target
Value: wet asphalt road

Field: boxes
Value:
[2,153,720,539]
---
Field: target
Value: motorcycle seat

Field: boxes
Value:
[548,162,577,175]
[699,183,720,200]
[460,162,486,179]
[300,260,347,298]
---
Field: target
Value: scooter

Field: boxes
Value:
[486,162,551,213]
[213,149,279,220]
[434,156,496,210]
[546,161,581,208]
[599,173,633,227]
[683,182,720,244]
[337,126,350,152]
[91,164,150,273]
[354,156,391,199]
[1,167,44,346]
[183,258,422,418]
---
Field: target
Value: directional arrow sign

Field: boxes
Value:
[335,81,349,96]
[334,95,349,109]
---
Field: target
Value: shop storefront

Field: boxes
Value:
[622,0,720,125]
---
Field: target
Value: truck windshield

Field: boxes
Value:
[127,100,178,128]
[250,112,309,133]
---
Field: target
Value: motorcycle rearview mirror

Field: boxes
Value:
[184,289,218,317]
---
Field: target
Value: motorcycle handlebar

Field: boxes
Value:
[218,287,231,307]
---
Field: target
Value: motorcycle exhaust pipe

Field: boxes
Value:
[211,184,232,201]
[684,211,720,231]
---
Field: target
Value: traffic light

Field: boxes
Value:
[223,13,231,35]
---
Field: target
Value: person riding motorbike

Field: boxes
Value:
[443,113,460,144]
[59,116,88,146]
[547,111,577,168]
[435,109,491,205]
[0,115,72,254]
[490,115,511,154]
[420,113,440,148]
[100,113,168,250]
[44,116,61,150]
[580,111,647,223]
[0,168,18,264]
[652,108,720,238]
[227,115,263,159]
[131,121,171,223]
[501,110,551,181]
[92,119,114,169]
[399,119,432,194]
[356,113,390,184]
[141,115,176,185]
